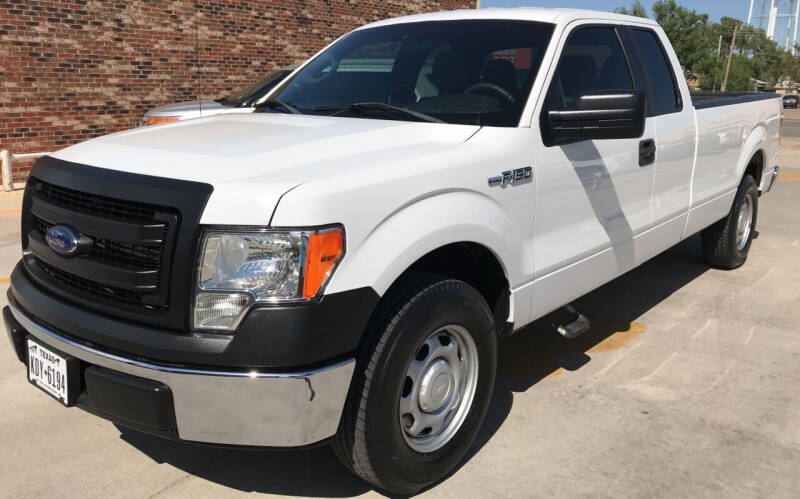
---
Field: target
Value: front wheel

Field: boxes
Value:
[333,274,497,495]
[701,174,759,269]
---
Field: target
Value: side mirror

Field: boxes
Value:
[546,90,645,141]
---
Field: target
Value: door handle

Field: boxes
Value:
[639,139,656,167]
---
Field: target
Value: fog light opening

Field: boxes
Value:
[192,293,251,331]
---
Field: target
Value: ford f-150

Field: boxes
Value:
[3,8,781,494]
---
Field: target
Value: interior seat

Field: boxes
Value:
[481,58,517,94]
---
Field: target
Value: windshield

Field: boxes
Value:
[269,20,555,126]
[223,69,293,107]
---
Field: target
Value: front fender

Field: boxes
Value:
[325,190,518,296]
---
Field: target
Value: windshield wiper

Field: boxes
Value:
[313,102,444,124]
[254,99,302,115]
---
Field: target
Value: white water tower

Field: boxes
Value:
[747,0,799,52]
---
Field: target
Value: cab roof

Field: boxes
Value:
[358,7,659,30]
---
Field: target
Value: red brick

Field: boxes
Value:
[0,0,474,181]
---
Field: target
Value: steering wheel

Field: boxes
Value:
[464,82,515,104]
[303,52,339,84]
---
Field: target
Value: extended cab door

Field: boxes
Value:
[619,26,696,252]
[530,23,656,319]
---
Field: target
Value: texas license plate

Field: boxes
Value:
[27,338,73,405]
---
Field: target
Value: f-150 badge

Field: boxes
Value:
[488,167,532,187]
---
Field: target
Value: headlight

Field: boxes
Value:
[193,227,344,331]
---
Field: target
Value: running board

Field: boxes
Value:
[549,305,591,339]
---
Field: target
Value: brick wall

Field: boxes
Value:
[0,0,474,181]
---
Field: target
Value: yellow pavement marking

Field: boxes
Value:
[588,321,647,353]
[0,209,21,214]
[778,170,800,181]
[0,277,10,284]
[545,320,648,378]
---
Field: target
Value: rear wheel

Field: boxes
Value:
[701,174,759,269]
[333,274,497,495]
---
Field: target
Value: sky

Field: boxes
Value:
[480,1,798,48]
[480,0,749,22]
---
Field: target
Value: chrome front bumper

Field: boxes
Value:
[8,303,354,447]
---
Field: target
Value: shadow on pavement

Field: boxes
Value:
[118,235,709,497]
[118,427,371,497]
[465,234,709,464]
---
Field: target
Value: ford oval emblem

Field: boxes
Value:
[45,225,80,256]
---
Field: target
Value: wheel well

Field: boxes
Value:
[745,150,764,187]
[394,242,511,334]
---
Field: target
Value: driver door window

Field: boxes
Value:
[546,27,634,111]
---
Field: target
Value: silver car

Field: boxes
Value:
[140,64,298,125]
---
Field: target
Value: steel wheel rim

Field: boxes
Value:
[736,194,753,251]
[398,324,479,453]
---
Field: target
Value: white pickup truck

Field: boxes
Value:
[4,8,781,494]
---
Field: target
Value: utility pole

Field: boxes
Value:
[714,34,723,90]
[721,22,739,92]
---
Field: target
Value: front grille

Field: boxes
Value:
[37,180,170,224]
[33,217,165,271]
[91,235,165,271]
[22,156,213,330]
[25,179,178,312]
[33,258,151,309]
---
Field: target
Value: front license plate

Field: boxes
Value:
[27,338,74,405]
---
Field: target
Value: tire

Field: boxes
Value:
[332,273,497,495]
[701,174,759,269]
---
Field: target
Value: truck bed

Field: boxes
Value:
[691,91,780,109]
[682,90,782,238]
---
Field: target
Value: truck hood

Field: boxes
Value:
[49,113,480,225]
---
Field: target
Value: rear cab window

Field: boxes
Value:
[623,28,682,116]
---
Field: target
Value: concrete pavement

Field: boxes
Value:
[1,131,800,497]
[781,108,800,139]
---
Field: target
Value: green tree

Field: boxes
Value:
[770,50,800,87]
[613,1,648,18]
[726,56,758,91]
[651,0,711,78]
[707,16,798,90]
[614,0,800,91]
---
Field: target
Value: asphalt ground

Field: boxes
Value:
[1,115,799,497]
[782,107,800,138]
